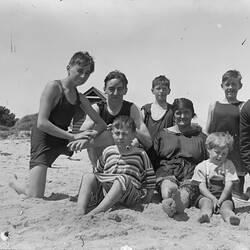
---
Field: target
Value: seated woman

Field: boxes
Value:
[152,98,208,217]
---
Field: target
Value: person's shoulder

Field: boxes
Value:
[43,80,62,96]
[195,159,207,170]
[141,103,152,111]
[224,159,237,172]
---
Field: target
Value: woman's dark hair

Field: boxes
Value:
[172,98,196,117]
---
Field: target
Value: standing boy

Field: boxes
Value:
[141,75,173,141]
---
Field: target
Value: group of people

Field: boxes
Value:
[10,51,250,226]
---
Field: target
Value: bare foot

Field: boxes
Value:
[198,214,210,223]
[9,175,26,195]
[162,198,176,217]
[229,215,240,226]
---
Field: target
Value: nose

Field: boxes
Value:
[113,88,118,95]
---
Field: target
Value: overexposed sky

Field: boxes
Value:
[1,0,250,128]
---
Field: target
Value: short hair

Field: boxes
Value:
[222,70,242,84]
[152,75,170,89]
[104,70,128,89]
[68,51,95,73]
[206,132,234,152]
[112,115,136,133]
[172,98,196,117]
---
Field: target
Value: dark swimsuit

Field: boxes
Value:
[29,80,80,169]
[97,100,133,124]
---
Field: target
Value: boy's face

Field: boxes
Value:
[112,126,135,149]
[104,79,127,102]
[152,83,170,102]
[68,59,91,86]
[221,77,242,100]
[208,146,229,166]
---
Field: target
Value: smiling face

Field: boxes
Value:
[104,78,127,102]
[221,77,242,101]
[174,108,193,129]
[208,146,229,166]
[68,59,91,86]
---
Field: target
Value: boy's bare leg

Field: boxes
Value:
[160,179,178,200]
[220,200,240,226]
[77,173,98,215]
[161,180,179,217]
[88,179,123,215]
[198,197,213,223]
[9,165,47,198]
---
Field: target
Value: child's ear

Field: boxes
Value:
[167,88,171,94]
[66,65,70,71]
[239,82,243,89]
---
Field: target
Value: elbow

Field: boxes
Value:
[37,118,46,131]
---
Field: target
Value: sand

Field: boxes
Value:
[1,138,250,250]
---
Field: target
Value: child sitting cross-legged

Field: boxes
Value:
[76,115,156,216]
[192,132,240,226]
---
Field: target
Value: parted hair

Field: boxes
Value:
[68,51,95,73]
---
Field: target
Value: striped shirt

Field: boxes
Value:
[96,145,156,190]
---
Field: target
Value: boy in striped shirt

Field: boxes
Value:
[77,116,156,215]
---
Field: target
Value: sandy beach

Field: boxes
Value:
[1,138,250,250]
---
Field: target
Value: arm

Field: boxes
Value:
[79,103,99,131]
[79,95,107,135]
[199,182,218,209]
[217,181,233,206]
[130,104,152,149]
[205,102,215,134]
[240,101,250,174]
[37,81,75,140]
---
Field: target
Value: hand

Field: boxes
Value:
[131,138,140,148]
[67,139,89,152]
[212,197,219,214]
[73,130,98,141]
[107,124,113,131]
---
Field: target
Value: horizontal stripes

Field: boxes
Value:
[96,145,156,190]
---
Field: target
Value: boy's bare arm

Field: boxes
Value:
[218,181,233,205]
[79,95,106,134]
[199,182,218,204]
[130,104,152,149]
[205,102,216,134]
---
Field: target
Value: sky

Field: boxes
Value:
[1,0,250,128]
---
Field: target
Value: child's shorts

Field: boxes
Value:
[30,145,73,169]
[29,128,73,169]
[93,173,143,207]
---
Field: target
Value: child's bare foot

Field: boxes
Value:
[198,214,210,223]
[229,215,240,226]
[162,198,176,217]
[9,175,26,195]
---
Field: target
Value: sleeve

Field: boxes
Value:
[205,102,216,134]
[141,151,156,190]
[225,160,239,183]
[191,162,207,184]
[240,100,250,173]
